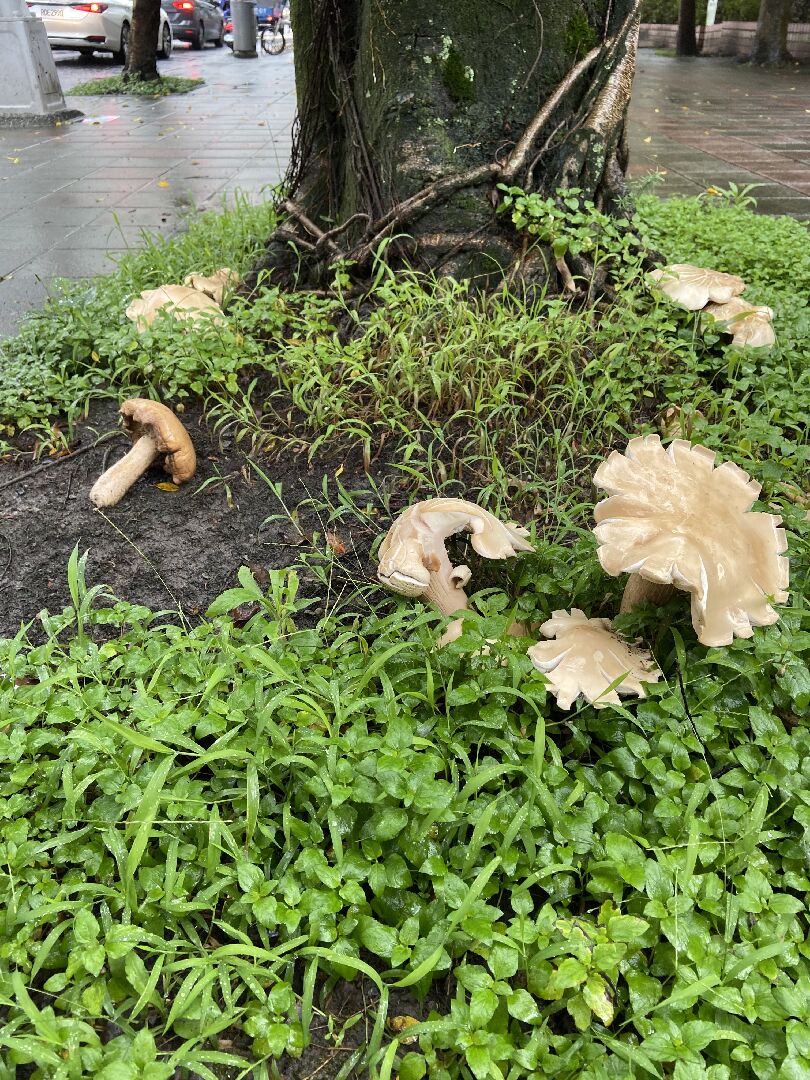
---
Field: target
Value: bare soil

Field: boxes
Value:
[0,399,399,638]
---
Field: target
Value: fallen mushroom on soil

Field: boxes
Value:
[648,263,745,311]
[125,284,224,329]
[377,498,534,646]
[183,267,240,306]
[703,297,775,348]
[528,608,662,710]
[89,398,196,508]
[593,435,789,647]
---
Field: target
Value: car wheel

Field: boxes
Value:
[112,21,129,64]
[157,22,172,58]
[191,20,204,48]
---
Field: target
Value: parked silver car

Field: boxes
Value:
[27,0,173,63]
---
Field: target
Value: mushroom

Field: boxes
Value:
[183,267,240,306]
[593,435,789,647]
[528,608,662,710]
[657,404,703,442]
[647,264,745,311]
[377,498,534,646]
[125,285,224,329]
[703,297,775,348]
[89,399,196,508]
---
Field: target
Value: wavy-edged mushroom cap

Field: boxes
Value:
[593,435,789,646]
[377,498,533,626]
[183,267,240,305]
[121,398,196,484]
[125,285,224,329]
[528,608,662,710]
[703,297,775,348]
[648,264,746,311]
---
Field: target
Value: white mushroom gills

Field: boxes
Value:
[377,498,533,646]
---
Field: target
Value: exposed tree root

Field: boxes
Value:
[244,0,642,297]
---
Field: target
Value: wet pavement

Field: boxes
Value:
[0,46,808,339]
[628,51,810,218]
[0,43,296,336]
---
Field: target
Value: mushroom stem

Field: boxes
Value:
[89,435,160,508]
[620,574,675,614]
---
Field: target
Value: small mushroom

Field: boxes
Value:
[90,398,196,508]
[703,297,775,348]
[183,267,240,306]
[648,263,745,311]
[593,435,789,647]
[125,284,224,329]
[377,498,534,646]
[528,608,662,710]
[657,404,703,441]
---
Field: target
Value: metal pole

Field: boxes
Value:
[0,0,81,126]
[231,0,257,57]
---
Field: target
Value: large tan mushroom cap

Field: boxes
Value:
[648,264,746,311]
[593,435,789,647]
[378,498,533,644]
[183,268,240,306]
[703,297,775,348]
[528,609,662,710]
[125,285,224,329]
[121,398,197,484]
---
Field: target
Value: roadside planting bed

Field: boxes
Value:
[0,191,809,1079]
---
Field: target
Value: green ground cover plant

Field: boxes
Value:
[1,189,809,1077]
[69,75,204,97]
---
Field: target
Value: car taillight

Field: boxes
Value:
[172,2,194,9]
[74,3,108,10]
[224,19,231,28]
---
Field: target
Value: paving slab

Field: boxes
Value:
[0,43,296,337]
[628,51,810,218]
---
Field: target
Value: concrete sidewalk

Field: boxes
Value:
[628,51,810,217]
[0,45,296,336]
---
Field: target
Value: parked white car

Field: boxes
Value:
[27,0,173,63]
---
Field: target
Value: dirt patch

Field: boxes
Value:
[0,399,401,638]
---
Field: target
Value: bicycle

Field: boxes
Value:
[259,14,285,54]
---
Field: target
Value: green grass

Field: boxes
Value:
[1,189,810,1077]
[69,74,204,97]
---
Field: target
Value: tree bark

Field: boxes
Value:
[750,0,792,64]
[254,0,642,289]
[676,0,698,56]
[124,0,161,81]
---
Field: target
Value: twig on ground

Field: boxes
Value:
[0,533,12,583]
[0,431,122,493]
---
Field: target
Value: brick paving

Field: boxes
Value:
[0,44,296,336]
[628,50,810,218]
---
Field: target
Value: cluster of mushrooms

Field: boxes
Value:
[88,269,240,508]
[377,436,789,711]
[648,263,775,348]
[125,267,238,329]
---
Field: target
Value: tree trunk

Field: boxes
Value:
[750,0,792,63]
[124,0,161,81]
[676,0,698,56]
[254,0,642,289]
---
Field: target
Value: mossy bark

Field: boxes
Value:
[750,0,792,63]
[258,0,642,286]
[124,0,161,82]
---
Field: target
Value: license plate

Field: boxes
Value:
[40,7,64,14]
